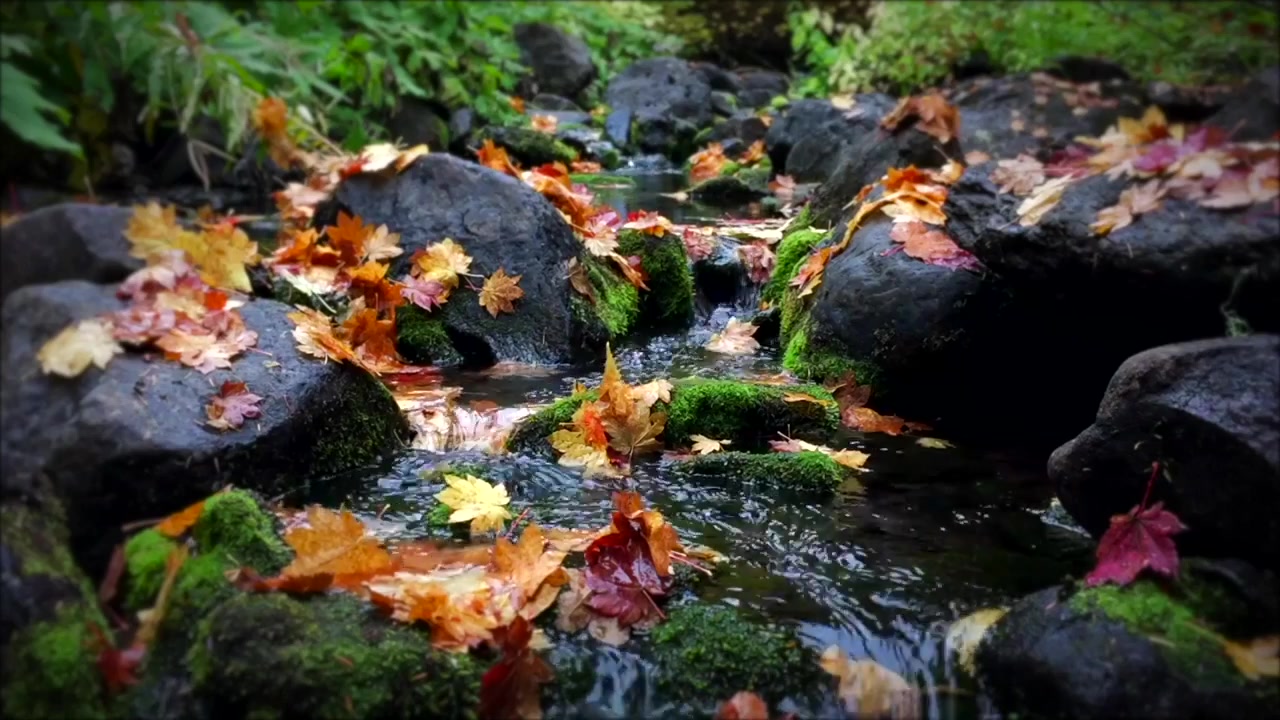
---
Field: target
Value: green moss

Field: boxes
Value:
[189,593,483,719]
[0,499,79,579]
[665,379,839,449]
[783,322,882,386]
[124,530,180,610]
[3,607,113,720]
[578,253,641,339]
[569,173,634,188]
[425,503,453,529]
[194,491,292,575]
[675,451,844,493]
[479,127,577,166]
[769,95,791,110]
[719,160,742,176]
[310,374,409,471]
[762,226,826,305]
[650,604,820,704]
[616,229,694,329]
[595,144,622,170]
[395,305,462,366]
[504,392,596,455]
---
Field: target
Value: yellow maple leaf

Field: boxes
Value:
[478,268,524,317]
[1017,176,1073,227]
[363,224,404,262]
[435,474,512,534]
[37,319,122,378]
[550,428,619,477]
[597,343,635,420]
[1223,634,1279,681]
[706,317,761,356]
[630,378,674,408]
[689,434,730,455]
[281,506,393,579]
[603,403,667,457]
[414,238,473,287]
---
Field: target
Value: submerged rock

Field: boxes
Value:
[1050,335,1280,569]
[0,281,408,555]
[0,204,141,302]
[513,22,598,103]
[605,57,714,160]
[977,567,1279,719]
[673,450,846,494]
[318,153,596,365]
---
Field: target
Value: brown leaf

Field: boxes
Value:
[205,380,263,431]
[690,434,731,455]
[1017,177,1073,227]
[566,258,596,303]
[717,691,770,720]
[880,94,961,143]
[706,318,761,355]
[820,646,920,720]
[479,268,525,317]
[991,155,1047,196]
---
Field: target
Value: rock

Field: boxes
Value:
[691,61,742,94]
[977,571,1279,720]
[0,204,142,303]
[734,69,789,109]
[776,95,898,184]
[952,49,996,81]
[710,90,738,117]
[603,107,631,148]
[764,99,847,179]
[690,171,769,206]
[1049,335,1280,568]
[706,115,768,146]
[529,93,583,112]
[317,153,597,365]
[691,237,749,307]
[605,57,714,159]
[1146,81,1232,125]
[513,23,598,102]
[1205,65,1280,142]
[447,107,477,153]
[1045,55,1132,83]
[616,229,694,330]
[472,126,578,167]
[949,72,1145,160]
[385,98,451,150]
[527,109,592,128]
[0,281,409,557]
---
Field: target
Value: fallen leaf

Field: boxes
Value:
[477,139,522,177]
[413,238,474,288]
[690,143,729,183]
[277,506,393,587]
[479,268,525,317]
[944,607,1007,675]
[1017,176,1073,227]
[706,318,761,355]
[363,224,404,262]
[790,246,833,297]
[915,437,954,449]
[1086,497,1186,587]
[531,114,558,134]
[153,497,208,538]
[888,221,982,271]
[782,392,835,407]
[571,160,602,174]
[436,474,513,535]
[737,243,777,285]
[991,154,1046,196]
[769,174,797,202]
[881,94,961,143]
[630,378,674,408]
[205,380,263,431]
[566,258,597,303]
[739,140,767,165]
[621,210,674,237]
[603,403,667,458]
[37,319,123,378]
[820,645,920,720]
[1092,179,1166,235]
[690,434,731,455]
[680,227,718,261]
[964,150,992,165]
[716,691,770,720]
[479,617,554,720]
[401,275,451,312]
[1223,635,1280,681]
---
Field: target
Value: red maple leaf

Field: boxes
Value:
[582,500,672,628]
[1085,462,1188,587]
[400,276,449,312]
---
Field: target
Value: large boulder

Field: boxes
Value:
[605,57,714,159]
[0,281,409,560]
[0,204,141,303]
[1049,335,1280,569]
[316,153,598,365]
[977,566,1279,719]
[767,95,897,184]
[513,23,598,103]
[1205,65,1279,142]
[385,98,451,150]
[734,68,789,108]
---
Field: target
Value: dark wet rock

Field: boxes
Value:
[513,22,598,102]
[690,172,768,206]
[809,119,961,227]
[1146,81,1232,125]
[952,49,996,81]
[977,571,1279,720]
[735,69,789,108]
[711,91,738,117]
[707,115,768,146]
[447,107,476,153]
[692,237,749,308]
[605,57,714,159]
[529,109,592,129]
[691,61,742,94]
[0,281,409,560]
[1205,65,1280,142]
[764,99,845,177]
[472,126,577,167]
[1045,55,1132,84]
[949,72,1145,160]
[318,153,596,365]
[603,107,631,147]
[1049,335,1280,568]
[386,98,450,150]
[530,93,583,112]
[779,95,899,186]
[0,204,141,303]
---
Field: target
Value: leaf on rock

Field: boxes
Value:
[1017,176,1073,227]
[1086,501,1187,587]
[363,224,404,262]
[991,154,1046,196]
[819,645,920,720]
[153,496,210,538]
[790,247,833,298]
[490,524,569,618]
[401,275,451,312]
[479,268,525,317]
[413,238,474,288]
[739,140,767,165]
[477,139,522,178]
[944,607,1007,675]
[690,434,730,455]
[603,403,668,458]
[571,160,602,174]
[622,210,674,237]
[706,317,761,356]
[37,319,123,378]
[566,258,597,304]
[630,378,674,408]
[608,252,650,291]
[716,691,770,720]
[1092,179,1166,235]
[436,474,513,535]
[737,243,777,285]
[205,380,263,431]
[887,221,982,271]
[770,436,870,470]
[288,307,360,366]
[1223,635,1280,681]
[690,143,729,184]
[880,93,961,143]
[276,506,394,589]
[530,114,558,134]
[155,329,242,374]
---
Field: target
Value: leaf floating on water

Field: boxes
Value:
[944,607,1007,675]
[705,318,761,356]
[436,474,513,535]
[689,434,731,455]
[820,645,921,720]
[915,437,954,449]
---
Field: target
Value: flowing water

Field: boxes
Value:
[276,172,1093,718]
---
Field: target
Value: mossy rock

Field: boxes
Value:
[0,498,114,720]
[782,315,883,387]
[476,127,577,166]
[650,604,822,706]
[569,173,635,189]
[762,220,825,306]
[673,450,845,493]
[977,570,1279,719]
[505,392,597,457]
[570,254,641,341]
[395,305,464,367]
[189,593,483,720]
[616,229,694,330]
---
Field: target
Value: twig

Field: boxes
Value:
[505,507,532,540]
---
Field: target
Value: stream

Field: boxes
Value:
[269,172,1094,719]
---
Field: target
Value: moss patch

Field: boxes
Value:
[477,126,577,166]
[3,606,113,720]
[578,253,641,339]
[616,229,694,330]
[504,392,596,456]
[650,604,820,704]
[674,450,844,493]
[395,305,463,366]
[189,593,483,720]
[762,225,826,305]
[570,172,634,188]
[308,371,409,471]
[782,322,882,386]
[665,378,839,449]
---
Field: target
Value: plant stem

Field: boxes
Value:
[1139,460,1161,509]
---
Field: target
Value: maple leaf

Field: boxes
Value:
[582,215,620,256]
[205,380,263,431]
[153,495,216,538]
[413,239,474,288]
[991,155,1047,196]
[288,307,360,366]
[252,97,301,169]
[325,211,371,267]
[549,428,618,476]
[436,474,513,534]
[1223,635,1280,681]
[769,174,796,202]
[622,210,674,237]
[583,506,670,626]
[1092,179,1166,235]
[530,114,559,134]
[477,139,522,177]
[717,692,770,720]
[790,246,833,297]
[608,252,650,290]
[737,243,777,285]
[630,378,674,408]
[888,221,982,271]
[345,260,404,311]
[1017,176,1073,227]
[881,93,961,143]
[155,329,242,374]
[480,617,555,720]
[690,434,730,455]
[566,258,597,303]
[89,625,146,695]
[770,436,870,471]
[401,275,451,312]
[820,645,920,719]
[509,96,527,113]
[37,319,122,378]
[276,183,331,223]
[571,160,602,174]
[490,524,569,619]
[690,143,729,183]
[681,227,718,261]
[944,607,1008,676]
[706,318,761,356]
[603,403,667,458]
[1086,463,1187,587]
[739,139,767,165]
[479,268,525,317]
[362,224,404,262]
[880,190,948,226]
[275,506,393,588]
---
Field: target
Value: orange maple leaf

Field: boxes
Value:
[477,139,521,178]
[479,268,525,317]
[690,143,729,184]
[881,93,961,143]
[325,211,370,267]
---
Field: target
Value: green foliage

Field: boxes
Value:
[792,1,1279,96]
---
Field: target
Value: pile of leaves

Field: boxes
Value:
[36,205,264,431]
[548,345,673,478]
[994,106,1280,231]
